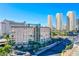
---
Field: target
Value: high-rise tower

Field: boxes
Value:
[56,13,62,31]
[67,11,76,31]
[48,15,53,31]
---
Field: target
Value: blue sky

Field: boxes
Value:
[0,3,79,27]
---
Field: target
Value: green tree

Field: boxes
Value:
[0,44,12,56]
[3,34,15,46]
[8,40,15,46]
[0,47,4,56]
[4,34,11,41]
[4,44,12,53]
[0,34,14,56]
[51,32,58,36]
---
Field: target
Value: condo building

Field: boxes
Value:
[67,11,76,31]
[0,20,51,44]
[62,24,67,31]
[76,19,79,31]
[40,27,51,42]
[0,20,25,35]
[11,26,35,43]
[0,22,6,36]
[48,15,53,31]
[56,13,62,31]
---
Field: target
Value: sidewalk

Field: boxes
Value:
[61,44,79,56]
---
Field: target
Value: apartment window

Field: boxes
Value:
[29,35,34,37]
[40,35,43,37]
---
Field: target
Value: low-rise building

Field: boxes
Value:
[0,22,6,36]
[0,20,51,44]
[11,26,51,43]
[11,26,35,43]
[40,27,51,42]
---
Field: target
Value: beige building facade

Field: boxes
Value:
[0,20,51,44]
[48,15,53,31]
[40,27,51,42]
[56,13,62,31]
[67,11,76,31]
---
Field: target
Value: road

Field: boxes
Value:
[35,39,71,56]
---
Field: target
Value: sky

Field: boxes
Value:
[0,3,79,27]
